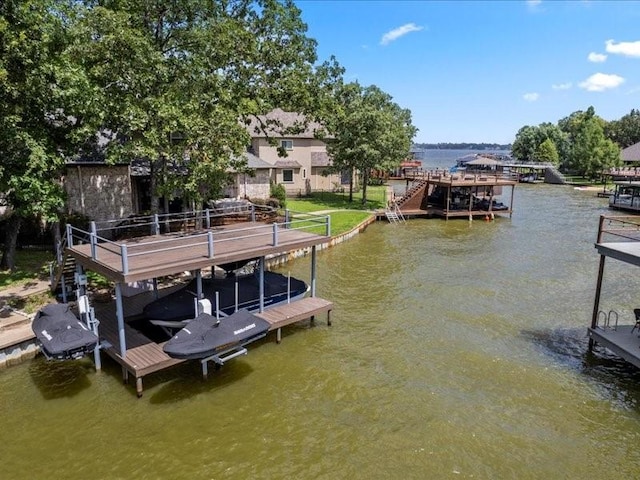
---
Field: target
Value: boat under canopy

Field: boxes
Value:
[32,303,99,360]
[163,309,271,360]
[143,270,308,326]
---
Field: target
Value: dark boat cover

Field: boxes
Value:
[163,309,270,360]
[144,271,307,322]
[32,303,99,360]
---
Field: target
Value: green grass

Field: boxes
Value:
[289,208,373,237]
[286,185,387,212]
[0,249,54,290]
[327,211,373,236]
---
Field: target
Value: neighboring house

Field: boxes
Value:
[247,109,344,196]
[621,141,640,163]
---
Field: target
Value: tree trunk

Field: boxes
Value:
[361,168,369,205]
[348,167,354,203]
[0,214,23,271]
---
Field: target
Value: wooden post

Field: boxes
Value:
[589,255,606,349]
[510,184,515,219]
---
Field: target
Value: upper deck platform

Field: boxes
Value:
[65,207,331,283]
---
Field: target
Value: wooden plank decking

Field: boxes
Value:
[588,325,640,369]
[68,221,330,283]
[93,291,333,396]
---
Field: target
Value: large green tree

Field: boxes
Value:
[324,83,417,205]
[72,0,333,214]
[560,107,620,178]
[534,138,559,165]
[605,108,640,148]
[511,122,567,165]
[0,0,79,270]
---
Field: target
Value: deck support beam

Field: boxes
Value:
[259,256,265,312]
[115,283,127,358]
[589,255,607,350]
[311,245,317,297]
[196,269,203,300]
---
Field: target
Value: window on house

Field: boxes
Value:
[303,168,306,179]
[283,169,294,182]
[281,140,293,150]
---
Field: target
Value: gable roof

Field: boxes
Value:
[621,142,640,162]
[311,151,331,167]
[274,159,302,168]
[246,108,326,139]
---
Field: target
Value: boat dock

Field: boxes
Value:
[57,208,334,396]
[393,171,517,220]
[94,292,332,396]
[589,215,640,367]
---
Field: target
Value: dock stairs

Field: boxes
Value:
[385,202,406,224]
[50,238,78,301]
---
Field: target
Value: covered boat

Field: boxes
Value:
[32,303,98,360]
[163,309,270,360]
[143,270,308,325]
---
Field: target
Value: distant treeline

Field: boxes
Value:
[413,143,512,151]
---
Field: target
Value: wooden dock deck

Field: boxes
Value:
[589,215,640,369]
[93,290,333,396]
[67,218,331,283]
[588,325,640,369]
[59,211,334,396]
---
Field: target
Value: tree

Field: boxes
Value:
[563,107,621,178]
[534,138,559,165]
[0,0,77,270]
[324,83,417,205]
[511,126,538,162]
[605,108,640,148]
[511,123,567,165]
[72,0,332,215]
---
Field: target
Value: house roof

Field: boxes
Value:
[311,151,331,167]
[235,152,273,170]
[621,142,640,162]
[246,108,326,139]
[274,159,302,168]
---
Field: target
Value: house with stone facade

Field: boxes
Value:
[62,109,344,222]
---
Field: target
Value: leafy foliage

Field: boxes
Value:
[322,83,417,204]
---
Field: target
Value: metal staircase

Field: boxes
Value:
[385,202,406,224]
[49,237,77,302]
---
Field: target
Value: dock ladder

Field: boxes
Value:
[385,202,406,224]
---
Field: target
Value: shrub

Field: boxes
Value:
[270,182,286,208]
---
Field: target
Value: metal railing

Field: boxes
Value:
[65,208,330,275]
[597,214,640,243]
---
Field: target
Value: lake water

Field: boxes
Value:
[3,182,640,479]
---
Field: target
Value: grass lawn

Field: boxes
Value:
[0,249,54,290]
[289,210,373,237]
[286,185,387,212]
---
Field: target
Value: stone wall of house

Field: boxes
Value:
[64,164,133,221]
[224,170,271,200]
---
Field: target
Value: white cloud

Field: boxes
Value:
[605,39,640,58]
[523,92,539,102]
[526,0,542,11]
[380,23,424,46]
[578,73,625,92]
[552,82,572,90]
[588,52,607,63]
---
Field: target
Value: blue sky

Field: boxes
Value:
[296,0,640,144]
